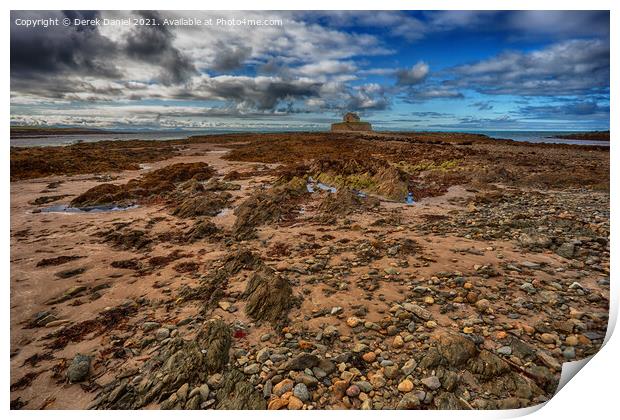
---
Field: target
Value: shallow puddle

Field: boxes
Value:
[38,204,138,214]
[306,177,337,193]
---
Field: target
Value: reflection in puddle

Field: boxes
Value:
[39,204,138,213]
[216,208,232,217]
[306,177,337,193]
[305,176,415,205]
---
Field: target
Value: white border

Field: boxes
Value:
[3,1,618,419]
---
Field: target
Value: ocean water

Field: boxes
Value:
[471,130,610,147]
[9,129,609,148]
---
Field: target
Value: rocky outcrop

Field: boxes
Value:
[244,265,293,326]
[91,319,231,409]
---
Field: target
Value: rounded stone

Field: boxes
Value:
[540,333,558,344]
[293,383,310,402]
[362,351,376,363]
[273,379,294,396]
[346,384,361,397]
[346,317,361,328]
[287,396,303,410]
[421,376,441,390]
[155,328,170,340]
[475,299,491,312]
[67,354,91,383]
[398,379,414,393]
[392,335,404,349]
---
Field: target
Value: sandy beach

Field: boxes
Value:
[10,132,609,410]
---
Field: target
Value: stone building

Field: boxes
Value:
[331,112,372,132]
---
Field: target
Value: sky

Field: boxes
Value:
[10,10,610,132]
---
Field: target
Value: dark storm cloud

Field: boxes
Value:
[10,10,121,79]
[209,42,253,72]
[448,39,610,96]
[11,10,199,89]
[124,11,197,84]
[186,77,322,110]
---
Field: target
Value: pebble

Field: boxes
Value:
[540,333,558,344]
[353,343,369,353]
[475,299,491,312]
[423,296,435,305]
[364,321,380,331]
[421,376,441,390]
[362,352,376,363]
[397,392,420,409]
[537,351,562,371]
[155,328,170,340]
[268,398,287,410]
[521,261,540,269]
[520,283,537,294]
[384,365,399,379]
[354,381,373,393]
[257,347,271,363]
[425,320,437,329]
[497,346,512,356]
[563,347,576,359]
[397,379,414,393]
[177,383,189,400]
[392,335,404,348]
[244,363,260,375]
[401,359,417,375]
[346,384,361,397]
[287,396,304,410]
[346,317,361,328]
[402,302,432,320]
[218,301,231,311]
[142,321,161,331]
[273,379,294,396]
[67,354,91,383]
[293,383,311,402]
[198,384,210,401]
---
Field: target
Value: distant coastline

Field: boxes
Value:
[10,126,125,139]
[547,130,610,141]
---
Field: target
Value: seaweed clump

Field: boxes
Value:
[232,178,307,240]
[71,162,215,208]
[243,265,293,326]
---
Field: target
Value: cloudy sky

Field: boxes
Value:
[10,10,610,132]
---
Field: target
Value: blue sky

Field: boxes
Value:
[10,10,610,131]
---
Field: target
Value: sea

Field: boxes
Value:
[9,129,610,148]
